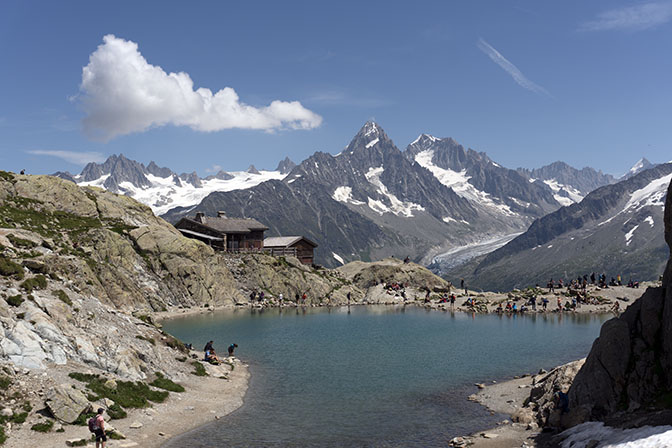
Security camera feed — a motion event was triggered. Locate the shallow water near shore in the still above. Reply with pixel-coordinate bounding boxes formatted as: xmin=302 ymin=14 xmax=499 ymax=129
xmin=162 ymin=306 xmax=608 ymax=447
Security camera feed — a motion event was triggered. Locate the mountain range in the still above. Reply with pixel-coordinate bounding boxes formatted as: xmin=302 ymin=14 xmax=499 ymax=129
xmin=56 ymin=121 xmax=638 ymax=271
xmin=444 ymin=162 xmax=672 ymax=290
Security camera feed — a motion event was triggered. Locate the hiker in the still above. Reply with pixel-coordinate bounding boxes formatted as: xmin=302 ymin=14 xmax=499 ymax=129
xmin=228 ymin=343 xmax=238 ymax=356
xmin=302 ymin=292 xmax=307 ymax=304
xmin=89 ymin=407 xmax=106 ymax=448
xmin=611 ymin=301 xmax=620 ymax=313
xmin=548 ymin=279 xmax=554 ymax=293
xmin=403 ymin=256 xmax=410 ymax=263
xmin=542 ymin=297 xmax=549 ymax=310
xmin=460 ymin=278 xmax=464 ymax=290
xmin=20 ymin=169 xmax=25 ymax=175
xmin=204 ymin=341 xmax=214 ymax=356
xmin=204 ymin=341 xmax=220 ymax=363
xmin=554 ymin=388 xmax=569 ymax=414
xmin=450 ymin=294 xmax=455 ymax=308
xmin=590 ymin=272 xmax=595 ymax=284
xmin=279 ymin=293 xmax=284 ymax=305
xmin=347 ymin=291 xmax=351 ymax=305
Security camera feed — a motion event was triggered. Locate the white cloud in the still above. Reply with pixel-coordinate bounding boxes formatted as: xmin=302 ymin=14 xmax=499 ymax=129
xmin=26 ymin=150 xmax=105 ymax=165
xmin=580 ymin=2 xmax=672 ymax=31
xmin=205 ymin=164 xmax=223 ymax=173
xmin=79 ymin=35 xmax=322 ymax=141
xmin=477 ymin=38 xmax=551 ymax=97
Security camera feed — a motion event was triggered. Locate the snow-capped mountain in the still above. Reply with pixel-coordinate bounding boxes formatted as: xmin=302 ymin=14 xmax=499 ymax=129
xmin=621 ymin=157 xmax=656 ymax=180
xmin=54 ymin=154 xmax=291 ymax=215
xmin=447 ymin=162 xmax=672 ymax=291
xmin=517 ymin=161 xmax=616 ymax=207
xmin=162 ymin=122 xmax=577 ymax=267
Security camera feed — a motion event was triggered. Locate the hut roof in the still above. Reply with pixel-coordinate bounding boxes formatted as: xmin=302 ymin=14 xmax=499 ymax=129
xmin=264 ymin=236 xmax=318 ymax=248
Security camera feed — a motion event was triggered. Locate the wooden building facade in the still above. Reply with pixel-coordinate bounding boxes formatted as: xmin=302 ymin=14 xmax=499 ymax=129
xmin=174 ymin=211 xmax=268 ymax=251
xmin=263 ymin=236 xmax=318 ymax=265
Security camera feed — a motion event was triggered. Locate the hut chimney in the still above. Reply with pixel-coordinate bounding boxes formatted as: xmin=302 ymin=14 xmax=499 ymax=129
xmin=217 ymin=211 xmax=227 ymax=218
xmin=195 ymin=212 xmax=205 ymax=223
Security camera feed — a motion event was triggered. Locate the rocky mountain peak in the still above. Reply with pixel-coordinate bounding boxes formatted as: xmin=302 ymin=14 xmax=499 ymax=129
xmin=344 ymin=121 xmax=396 ymax=155
xmin=146 ymin=161 xmax=173 ymax=178
xmin=623 ymin=157 xmax=655 ymax=179
xmin=247 ymin=164 xmax=261 ymax=175
xmin=275 ymin=157 xmax=297 ymax=174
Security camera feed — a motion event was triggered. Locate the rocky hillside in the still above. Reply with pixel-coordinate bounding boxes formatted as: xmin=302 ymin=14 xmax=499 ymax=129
xmin=562 ymin=176 xmax=672 ymax=427
xmin=448 ymin=163 xmax=672 ymax=291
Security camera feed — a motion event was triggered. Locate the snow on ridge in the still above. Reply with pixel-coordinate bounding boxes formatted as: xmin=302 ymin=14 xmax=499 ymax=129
xmin=625 ymin=224 xmax=639 ymax=246
xmin=645 ymin=215 xmax=654 ymax=227
xmin=624 ymin=172 xmax=672 ymax=213
xmin=410 ymin=134 xmax=440 ymax=146
xmin=364 ymin=122 xmax=378 ymax=137
xmin=78 ymin=174 xmax=110 ymax=188
xmin=365 ymin=138 xmax=379 ymax=148
xmin=364 ymin=166 xmax=424 ymax=217
xmin=332 ymin=252 xmax=344 ymax=265
xmin=332 ymin=186 xmax=365 ymax=206
xmin=543 ymin=179 xmax=584 ymax=204
xmin=414 ymin=150 xmax=516 ymax=216
xmin=82 ymin=170 xmax=287 ymax=215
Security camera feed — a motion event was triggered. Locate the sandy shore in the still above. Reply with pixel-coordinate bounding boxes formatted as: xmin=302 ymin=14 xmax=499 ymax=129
xmin=5 ymin=357 xmax=249 ymax=448
xmin=465 ymin=375 xmax=540 ymax=448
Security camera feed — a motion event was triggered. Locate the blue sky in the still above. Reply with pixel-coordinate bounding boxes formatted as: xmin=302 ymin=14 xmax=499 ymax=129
xmin=1 ymin=0 xmax=671 ymax=176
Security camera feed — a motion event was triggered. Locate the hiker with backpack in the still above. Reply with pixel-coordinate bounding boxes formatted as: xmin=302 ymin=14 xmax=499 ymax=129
xmin=88 ymin=408 xmax=106 ymax=447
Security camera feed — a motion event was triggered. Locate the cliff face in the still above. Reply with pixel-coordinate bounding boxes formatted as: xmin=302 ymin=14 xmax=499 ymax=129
xmin=566 ymin=178 xmax=672 ymax=424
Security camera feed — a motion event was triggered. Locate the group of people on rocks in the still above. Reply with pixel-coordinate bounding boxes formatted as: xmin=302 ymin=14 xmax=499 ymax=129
xmin=249 ymin=289 xmax=309 ymax=306
xmin=547 ymin=271 xmax=639 ymax=293
xmin=203 ymin=340 xmax=238 ymax=364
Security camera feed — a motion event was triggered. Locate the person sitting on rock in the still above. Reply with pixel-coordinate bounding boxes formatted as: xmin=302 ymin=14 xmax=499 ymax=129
xmin=611 ymin=301 xmax=620 ymax=313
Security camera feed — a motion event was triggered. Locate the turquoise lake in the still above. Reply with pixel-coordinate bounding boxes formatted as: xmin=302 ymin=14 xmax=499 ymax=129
xmin=161 ymin=306 xmax=609 ymax=447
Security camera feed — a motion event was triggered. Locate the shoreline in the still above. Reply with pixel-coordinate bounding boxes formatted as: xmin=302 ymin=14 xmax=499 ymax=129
xmin=4 ymin=358 xmax=249 ymax=448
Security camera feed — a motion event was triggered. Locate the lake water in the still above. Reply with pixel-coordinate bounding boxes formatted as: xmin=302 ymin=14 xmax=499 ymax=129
xmin=162 ymin=306 xmax=609 ymax=447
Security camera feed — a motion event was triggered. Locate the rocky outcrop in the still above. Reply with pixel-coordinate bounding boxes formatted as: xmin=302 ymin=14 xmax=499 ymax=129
xmin=564 ymin=178 xmax=672 ymax=425
xmin=338 ymin=257 xmax=452 ymax=291
xmin=46 ymin=385 xmax=90 ymax=423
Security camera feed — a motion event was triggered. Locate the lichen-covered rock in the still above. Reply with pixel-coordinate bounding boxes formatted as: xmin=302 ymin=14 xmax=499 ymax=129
xmin=46 ymin=384 xmax=91 ymax=423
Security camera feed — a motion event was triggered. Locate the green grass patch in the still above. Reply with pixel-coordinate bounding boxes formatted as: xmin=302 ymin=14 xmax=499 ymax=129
xmin=0 ymin=256 xmax=24 ymax=279
xmin=135 ymin=335 xmax=155 ymax=345
xmin=191 ymin=361 xmax=208 ymax=377
xmin=68 ymin=439 xmax=88 ymax=447
xmin=73 ymin=411 xmax=96 ymax=426
xmin=0 ymin=426 xmax=6 ymax=445
xmin=107 ymin=403 xmax=127 ymax=420
xmin=0 ymin=170 xmax=15 ymax=182
xmin=6 ymin=295 xmax=24 ymax=307
xmin=30 ymin=419 xmax=53 ymax=432
xmin=6 ymin=234 xmax=37 ymax=248
xmin=10 ymin=412 xmax=27 ymax=424
xmin=53 ymin=289 xmax=72 ymax=306
xmin=20 ymin=274 xmax=47 ymax=292
xmin=107 ymin=429 xmax=126 ymax=440
xmin=150 ymin=372 xmax=185 ymax=393
xmin=0 ymin=375 xmax=11 ymax=389
xmin=164 ymin=334 xmax=187 ymax=352
xmin=68 ymin=372 xmax=168 ymax=408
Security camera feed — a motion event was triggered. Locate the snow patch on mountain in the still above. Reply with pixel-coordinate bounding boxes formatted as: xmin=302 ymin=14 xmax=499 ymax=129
xmin=623 ymin=173 xmax=672 ymax=213
xmin=542 ymin=179 xmax=584 ymax=205
xmin=332 ymin=252 xmax=344 ymax=265
xmin=414 ymin=150 xmax=516 ymax=216
xmin=645 ymin=215 xmax=654 ymax=227
xmin=332 ymin=186 xmax=365 ymax=206
xmin=364 ymin=167 xmax=424 ymax=217
xmin=99 ymin=170 xmax=287 ymax=215
xmin=625 ymin=224 xmax=639 ymax=246
xmin=365 ymin=138 xmax=379 ymax=148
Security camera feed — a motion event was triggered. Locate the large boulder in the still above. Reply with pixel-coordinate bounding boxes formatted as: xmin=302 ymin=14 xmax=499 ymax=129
xmin=46 ymin=384 xmax=91 ymax=423
xmin=565 ymin=178 xmax=672 ymax=425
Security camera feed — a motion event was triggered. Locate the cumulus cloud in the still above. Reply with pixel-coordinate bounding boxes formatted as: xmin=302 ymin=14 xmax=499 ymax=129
xmin=477 ymin=39 xmax=551 ymax=97
xmin=79 ymin=35 xmax=322 ymax=141
xmin=580 ymin=1 xmax=672 ymax=31
xmin=26 ymin=150 xmax=105 ymax=165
